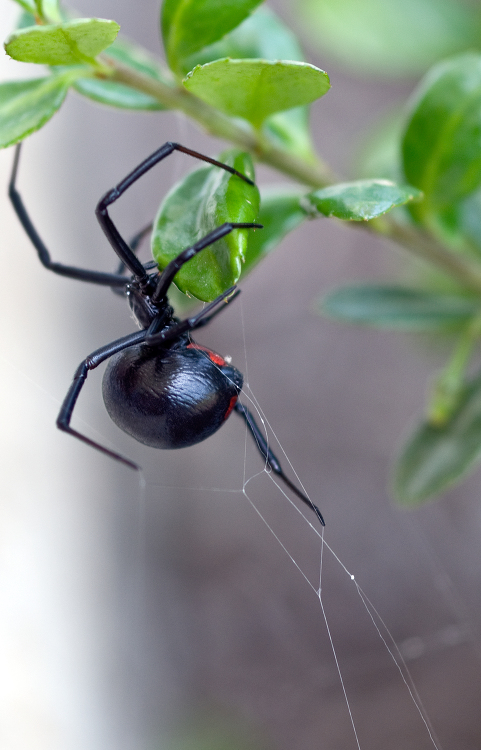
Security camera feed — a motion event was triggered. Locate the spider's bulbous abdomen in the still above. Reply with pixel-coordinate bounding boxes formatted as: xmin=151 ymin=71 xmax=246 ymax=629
xmin=102 ymin=342 xmax=243 ymax=449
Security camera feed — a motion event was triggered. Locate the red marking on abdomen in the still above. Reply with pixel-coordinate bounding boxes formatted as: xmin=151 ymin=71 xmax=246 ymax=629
xmin=187 ymin=342 xmax=225 ymax=366
xmin=224 ymin=395 xmax=238 ymax=420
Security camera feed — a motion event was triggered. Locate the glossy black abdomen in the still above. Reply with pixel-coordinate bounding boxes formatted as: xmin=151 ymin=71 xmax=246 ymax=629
xmin=102 ymin=342 xmax=243 ymax=449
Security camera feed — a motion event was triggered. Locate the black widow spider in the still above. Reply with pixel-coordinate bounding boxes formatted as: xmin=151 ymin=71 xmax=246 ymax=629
xmin=9 ymin=141 xmax=325 ymax=526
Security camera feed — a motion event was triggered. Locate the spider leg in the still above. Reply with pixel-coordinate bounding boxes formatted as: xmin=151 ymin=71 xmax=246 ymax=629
xmin=152 ymin=222 xmax=262 ymax=303
xmin=57 ymin=329 xmax=147 ymax=469
xmin=111 ymin=222 xmax=154 ymax=297
xmin=8 ymin=144 xmax=128 ymax=288
xmin=145 ymin=286 xmax=239 ymax=345
xmin=96 ymin=142 xmax=256 ymax=285
xmin=114 ymin=222 xmax=154 ymax=276
xmin=234 ymin=402 xmax=325 ymax=526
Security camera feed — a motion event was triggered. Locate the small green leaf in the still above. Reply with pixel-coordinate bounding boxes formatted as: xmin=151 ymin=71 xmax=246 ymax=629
xmin=305 ymin=179 xmax=421 ymax=221
xmin=393 ymin=372 xmax=481 ymax=505
xmin=152 ymin=150 xmax=260 ymax=301
xmin=181 ymin=6 xmax=305 ymax=72
xmin=183 ymin=59 xmax=330 ymax=129
xmin=5 ymin=18 xmax=120 ymax=65
xmin=321 ymin=285 xmax=479 ymax=330
xmin=73 ymin=38 xmax=169 ymax=110
xmin=243 ymin=188 xmax=307 ymax=275
xmin=180 ymin=6 xmax=316 ymax=160
xmin=0 ymin=72 xmax=77 ymax=148
xmin=161 ymin=0 xmax=263 ymax=75
xmin=402 ymin=54 xmax=481 ymax=223
xmin=298 ymin=0 xmax=480 ymax=78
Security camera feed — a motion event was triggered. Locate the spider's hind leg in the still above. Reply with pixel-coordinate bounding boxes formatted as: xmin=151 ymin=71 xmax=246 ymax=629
xmin=56 ymin=329 xmax=147 ymax=469
xmin=234 ymin=402 xmax=325 ymax=526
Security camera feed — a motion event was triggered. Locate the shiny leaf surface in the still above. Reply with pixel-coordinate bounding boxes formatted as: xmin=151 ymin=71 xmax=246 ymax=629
xmin=183 ymin=58 xmax=330 ymax=128
xmin=179 ymin=5 xmax=316 ymax=159
xmin=152 ymin=150 xmax=260 ymax=301
xmin=306 ymin=179 xmax=421 ymax=220
xmin=161 ymin=0 xmax=263 ymax=74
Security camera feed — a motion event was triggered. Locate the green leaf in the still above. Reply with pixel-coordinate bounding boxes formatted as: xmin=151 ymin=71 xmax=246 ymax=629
xmin=321 ymin=285 xmax=479 ymax=330
xmin=183 ymin=58 xmax=330 ymax=129
xmin=0 ymin=72 xmax=77 ymax=148
xmin=393 ymin=372 xmax=481 ymax=505
xmin=242 ymin=188 xmax=307 ymax=275
xmin=305 ymin=179 xmax=421 ymax=221
xmin=5 ymin=18 xmax=120 ymax=65
xmin=152 ymin=150 xmax=260 ymax=301
xmin=179 ymin=6 xmax=316 ymax=160
xmin=73 ymin=38 xmax=169 ymax=110
xmin=402 ymin=54 xmax=481 ymax=224
xmin=161 ymin=0 xmax=263 ymax=75
xmin=180 ymin=6 xmax=304 ymax=72
xmin=298 ymin=0 xmax=480 ymax=78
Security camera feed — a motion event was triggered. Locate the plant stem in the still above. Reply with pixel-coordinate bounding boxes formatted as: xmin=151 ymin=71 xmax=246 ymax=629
xmin=373 ymin=217 xmax=481 ymax=294
xmin=105 ymin=57 xmax=337 ymax=186
xmin=105 ymin=56 xmax=481 ymax=294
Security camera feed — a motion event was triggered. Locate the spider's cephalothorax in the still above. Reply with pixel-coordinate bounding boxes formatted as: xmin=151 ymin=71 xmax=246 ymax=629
xmin=9 ymin=141 xmax=325 ymax=525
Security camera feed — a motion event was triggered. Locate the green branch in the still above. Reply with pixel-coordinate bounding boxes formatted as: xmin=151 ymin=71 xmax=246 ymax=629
xmin=106 ymin=55 xmax=481 ymax=295
xmin=105 ymin=56 xmax=336 ymax=186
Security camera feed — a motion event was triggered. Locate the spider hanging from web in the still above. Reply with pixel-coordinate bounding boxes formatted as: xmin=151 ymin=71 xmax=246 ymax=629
xmin=9 ymin=141 xmax=325 ymax=526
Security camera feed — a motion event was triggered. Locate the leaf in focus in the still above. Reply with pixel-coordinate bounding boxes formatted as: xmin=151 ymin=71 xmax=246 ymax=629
xmin=74 ymin=38 xmax=169 ymax=110
xmin=305 ymin=179 xmax=421 ymax=221
xmin=0 ymin=73 xmax=76 ymax=148
xmin=180 ymin=6 xmax=316 ymax=160
xmin=152 ymin=150 xmax=260 ymax=301
xmin=321 ymin=285 xmax=479 ymax=330
xmin=183 ymin=59 xmax=330 ymax=129
xmin=393 ymin=372 xmax=481 ymax=505
xmin=161 ymin=0 xmax=263 ymax=75
xmin=402 ymin=54 xmax=481 ymax=224
xmin=242 ymin=188 xmax=307 ymax=275
xmin=5 ymin=18 xmax=120 ymax=65
xmin=298 ymin=0 xmax=480 ymax=78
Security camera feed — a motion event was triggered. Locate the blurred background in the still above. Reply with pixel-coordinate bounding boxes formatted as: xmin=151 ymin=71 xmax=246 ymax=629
xmin=1 ymin=0 xmax=481 ymax=748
